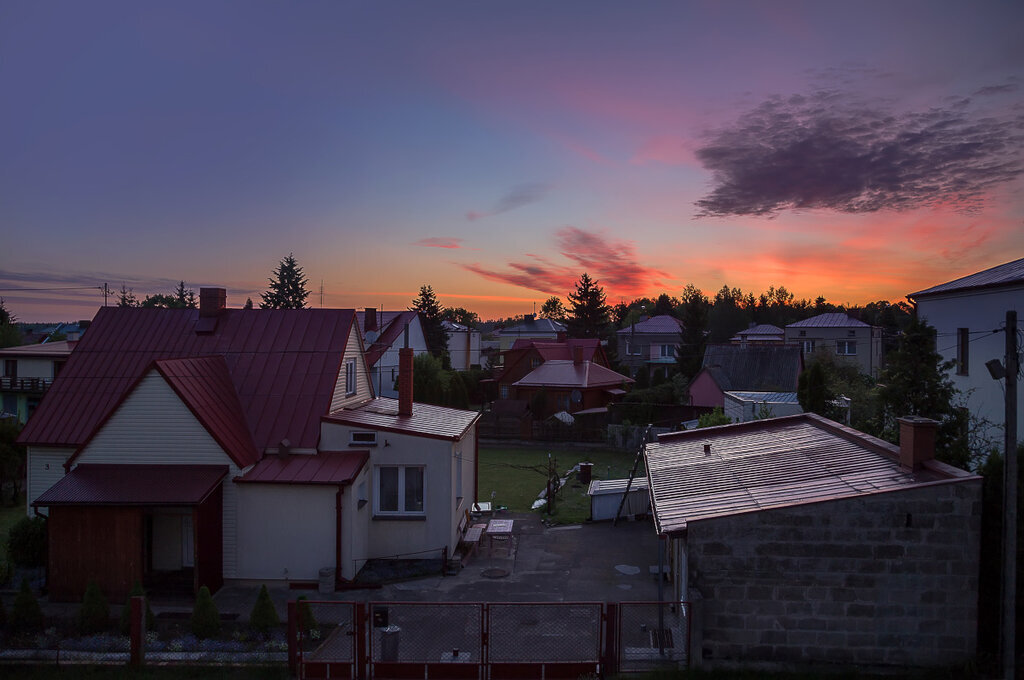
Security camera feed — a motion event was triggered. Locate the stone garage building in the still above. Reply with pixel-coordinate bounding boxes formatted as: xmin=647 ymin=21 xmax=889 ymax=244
xmin=645 ymin=413 xmax=981 ymax=669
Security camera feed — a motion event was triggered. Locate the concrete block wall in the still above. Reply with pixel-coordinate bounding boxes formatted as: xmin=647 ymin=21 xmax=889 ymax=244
xmin=686 ymin=480 xmax=982 ymax=668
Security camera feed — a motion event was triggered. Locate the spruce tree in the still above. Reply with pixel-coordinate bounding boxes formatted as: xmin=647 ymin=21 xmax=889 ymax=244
xmin=77 ymin=580 xmax=110 ymax=634
xmin=566 ymin=273 xmax=610 ymax=339
xmin=190 ymin=585 xmax=221 ymax=639
xmin=676 ymin=284 xmax=709 ymax=380
xmin=249 ymin=584 xmax=280 ymax=634
xmin=411 ymin=285 xmax=448 ymax=360
xmin=260 ymin=254 xmax=310 ymax=309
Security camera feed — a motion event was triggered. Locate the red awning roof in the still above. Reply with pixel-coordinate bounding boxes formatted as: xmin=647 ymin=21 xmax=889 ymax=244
xmin=33 ymin=464 xmax=227 ymax=507
xmin=237 ymin=451 xmax=368 ymax=485
xmin=325 ymin=397 xmax=480 ymax=441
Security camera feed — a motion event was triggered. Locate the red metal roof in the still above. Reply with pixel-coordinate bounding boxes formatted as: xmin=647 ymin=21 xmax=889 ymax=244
xmin=324 ymin=397 xmax=480 ymax=441
xmin=512 ymin=360 xmax=634 ymax=389
xmin=19 ymin=307 xmax=355 ymax=451
xmin=237 ymin=450 xmax=368 ymax=485
xmin=33 ymin=464 xmax=227 ymax=506
xmin=646 ymin=414 xmax=977 ymax=535
xmin=496 ymin=339 xmax=606 ymax=384
xmin=363 ymin=311 xmax=419 ymax=367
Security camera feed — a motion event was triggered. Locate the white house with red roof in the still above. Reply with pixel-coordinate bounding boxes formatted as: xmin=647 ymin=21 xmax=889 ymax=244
xmin=356 ymin=308 xmax=429 ymax=398
xmin=21 ymin=289 xmax=479 ymax=601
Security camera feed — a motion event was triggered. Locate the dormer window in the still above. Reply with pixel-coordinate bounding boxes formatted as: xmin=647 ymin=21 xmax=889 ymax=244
xmin=350 ymin=431 xmax=378 ymax=447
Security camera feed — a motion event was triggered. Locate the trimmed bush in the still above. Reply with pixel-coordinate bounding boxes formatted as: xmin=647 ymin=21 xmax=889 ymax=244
xmin=119 ymin=580 xmax=155 ymax=634
xmin=190 ymin=585 xmax=221 ymax=639
xmin=249 ymin=584 xmax=280 ymax=634
xmin=10 ymin=578 xmax=44 ymax=635
xmin=0 ymin=588 xmax=6 ymax=631
xmin=7 ymin=516 xmax=46 ymax=568
xmin=77 ymin=581 xmax=110 ymax=634
xmin=296 ymin=595 xmax=317 ymax=632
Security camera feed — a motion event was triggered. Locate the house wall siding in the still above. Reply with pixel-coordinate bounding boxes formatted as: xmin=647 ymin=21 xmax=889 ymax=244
xmin=783 ymin=326 xmax=881 ymax=377
xmin=70 ymin=371 xmax=243 ymax=579
xmin=372 ymin=319 xmax=428 ymax=398
xmin=688 ymin=371 xmax=725 ymax=409
xmin=341 ymin=466 xmax=372 ymax=580
xmin=26 ymin=446 xmax=75 ymax=514
xmin=8 ymin=357 xmax=56 ymax=379
xmin=685 ymin=480 xmax=981 ymax=668
xmin=330 ymin=326 xmax=374 ymax=411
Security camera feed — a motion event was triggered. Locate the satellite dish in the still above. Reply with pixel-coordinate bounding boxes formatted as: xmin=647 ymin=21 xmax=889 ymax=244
xmin=570 ymin=389 xmax=582 ymax=403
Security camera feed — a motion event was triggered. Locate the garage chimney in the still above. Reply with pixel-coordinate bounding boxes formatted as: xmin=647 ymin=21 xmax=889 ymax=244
xmin=398 ymin=347 xmax=414 ymax=416
xmin=364 ymin=307 xmax=377 ymax=332
xmin=897 ymin=416 xmax=938 ymax=471
xmin=199 ymin=288 xmax=226 ymax=317
xmin=574 ymin=345 xmax=584 ymax=365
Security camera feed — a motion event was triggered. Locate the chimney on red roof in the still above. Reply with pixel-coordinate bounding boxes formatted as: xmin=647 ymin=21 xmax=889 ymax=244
xmin=897 ymin=416 xmax=938 ymax=471
xmin=398 ymin=347 xmax=414 ymax=416
xmin=364 ymin=308 xmax=377 ymax=332
xmin=199 ymin=288 xmax=226 ymax=318
xmin=574 ymin=345 xmax=583 ymax=365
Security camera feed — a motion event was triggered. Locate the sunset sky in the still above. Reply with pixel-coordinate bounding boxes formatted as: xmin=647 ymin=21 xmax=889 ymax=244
xmin=2 ymin=1 xmax=1022 ymax=322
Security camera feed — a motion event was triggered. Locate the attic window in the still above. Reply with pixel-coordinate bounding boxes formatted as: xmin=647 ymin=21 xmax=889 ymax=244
xmin=350 ymin=431 xmax=377 ymax=447
xmin=345 ymin=359 xmax=356 ymax=395
xmin=798 ymin=330 xmax=806 ymax=337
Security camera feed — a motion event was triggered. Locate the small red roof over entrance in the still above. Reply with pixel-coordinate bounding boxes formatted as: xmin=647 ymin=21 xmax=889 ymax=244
xmin=33 ymin=464 xmax=227 ymax=507
xmin=237 ymin=451 xmax=369 ymax=485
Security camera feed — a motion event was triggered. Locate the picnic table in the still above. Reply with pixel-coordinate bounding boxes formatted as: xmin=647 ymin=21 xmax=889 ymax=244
xmin=486 ymin=519 xmax=514 ymax=554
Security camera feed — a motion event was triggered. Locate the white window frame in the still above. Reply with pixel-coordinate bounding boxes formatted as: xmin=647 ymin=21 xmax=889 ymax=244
xmin=345 ymin=359 xmax=356 ymax=395
xmin=375 ymin=465 xmax=425 ymax=516
xmin=836 ymin=340 xmax=857 ymax=356
xmin=499 ymin=384 xmax=510 ymax=399
xmin=660 ymin=344 xmax=675 ymax=357
xmin=349 ymin=431 xmax=378 ymax=447
xmin=802 ymin=340 xmax=816 ymax=354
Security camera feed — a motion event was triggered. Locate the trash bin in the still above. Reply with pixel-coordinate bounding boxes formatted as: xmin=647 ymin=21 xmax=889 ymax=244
xmin=579 ymin=462 xmax=593 ymax=484
xmin=318 ymin=567 xmax=335 ymax=595
xmin=380 ymin=625 xmax=401 ymax=661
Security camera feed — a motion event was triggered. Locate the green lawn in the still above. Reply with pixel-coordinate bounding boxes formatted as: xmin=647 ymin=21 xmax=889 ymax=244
xmin=478 ymin=445 xmax=644 ymax=524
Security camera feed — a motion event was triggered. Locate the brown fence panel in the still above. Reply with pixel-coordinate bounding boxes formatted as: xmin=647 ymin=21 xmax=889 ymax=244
xmin=368 ymin=602 xmax=483 ymax=679
xmin=617 ymin=601 xmax=690 ymax=673
xmin=487 ymin=602 xmax=603 ymax=679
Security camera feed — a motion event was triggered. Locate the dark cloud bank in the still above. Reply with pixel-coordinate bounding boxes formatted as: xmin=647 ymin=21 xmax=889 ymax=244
xmin=695 ymin=89 xmax=1024 ymax=217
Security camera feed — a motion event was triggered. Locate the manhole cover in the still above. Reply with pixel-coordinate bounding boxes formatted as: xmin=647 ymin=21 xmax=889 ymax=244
xmin=482 ymin=568 xmax=509 ymax=579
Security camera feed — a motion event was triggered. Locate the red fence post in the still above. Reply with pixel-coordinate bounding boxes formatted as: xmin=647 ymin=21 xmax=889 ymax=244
xmin=603 ymin=602 xmax=618 ymax=677
xmin=287 ymin=600 xmax=298 ymax=676
xmin=129 ymin=596 xmax=145 ymax=666
xmin=355 ymin=602 xmax=368 ymax=680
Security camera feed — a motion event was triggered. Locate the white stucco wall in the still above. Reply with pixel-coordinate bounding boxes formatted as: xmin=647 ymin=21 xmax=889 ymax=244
xmin=723 ymin=395 xmax=804 ymax=423
xmin=371 ymin=319 xmax=429 ymax=398
xmin=7 ymin=357 xmax=57 ymax=379
xmin=67 ymin=370 xmax=245 ymax=578
xmin=784 ymin=325 xmax=882 ymax=377
xmin=917 ymin=285 xmax=1023 ymax=447
xmin=446 ymin=330 xmax=481 ymax=371
xmin=340 ymin=466 xmax=372 ymax=580
xmin=26 ymin=446 xmax=74 ymax=515
xmin=235 ymin=483 xmax=338 ymax=581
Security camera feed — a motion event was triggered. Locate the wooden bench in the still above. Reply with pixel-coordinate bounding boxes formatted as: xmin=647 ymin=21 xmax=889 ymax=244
xmin=460 ymin=526 xmax=484 ymax=565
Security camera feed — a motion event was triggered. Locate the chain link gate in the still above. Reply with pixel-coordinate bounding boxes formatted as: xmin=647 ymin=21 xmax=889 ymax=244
xmin=296 ymin=600 xmax=358 ymax=679
xmin=369 ymin=602 xmax=484 ymax=679
xmin=487 ymin=602 xmax=603 ymax=679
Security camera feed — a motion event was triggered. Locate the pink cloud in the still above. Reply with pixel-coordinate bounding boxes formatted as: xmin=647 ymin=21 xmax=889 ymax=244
xmin=414 ymin=237 xmax=464 ymax=249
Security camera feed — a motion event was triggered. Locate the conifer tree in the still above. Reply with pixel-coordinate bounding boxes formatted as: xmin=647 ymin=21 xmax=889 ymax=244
xmin=411 ymin=285 xmax=448 ymax=360
xmin=261 ymin=254 xmax=310 ymax=309
xmin=566 ymin=273 xmax=610 ymax=339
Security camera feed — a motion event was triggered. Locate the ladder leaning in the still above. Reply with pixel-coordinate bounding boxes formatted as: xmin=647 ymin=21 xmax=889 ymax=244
xmin=613 ymin=424 xmax=652 ymax=526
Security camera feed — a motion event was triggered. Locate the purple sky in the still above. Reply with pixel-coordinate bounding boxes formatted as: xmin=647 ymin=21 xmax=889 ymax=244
xmin=2 ymin=1 xmax=1022 ymax=321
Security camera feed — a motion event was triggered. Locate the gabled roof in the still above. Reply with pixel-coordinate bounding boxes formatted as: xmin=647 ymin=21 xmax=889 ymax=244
xmin=724 ymin=390 xmax=800 ymax=404
xmin=19 ymin=306 xmax=355 ymax=451
xmin=498 ymin=317 xmax=567 ymax=335
xmin=324 ymin=397 xmax=480 ymax=441
xmin=496 ymin=338 xmax=605 ymax=384
xmin=615 ymin=315 xmax=684 ymax=335
xmin=33 ymin=464 xmax=227 ymax=507
xmin=513 ymin=360 xmax=634 ymax=389
xmin=0 ymin=340 xmax=78 ymax=358
xmin=646 ymin=414 xmax=976 ymax=535
xmin=700 ymin=344 xmax=803 ymax=392
xmin=731 ymin=324 xmax=784 ymax=340
xmin=237 ymin=450 xmax=368 ymax=485
xmin=361 ymin=311 xmax=420 ymax=367
xmin=787 ymin=313 xmax=870 ymax=329
xmin=909 ymin=257 xmax=1024 ymax=298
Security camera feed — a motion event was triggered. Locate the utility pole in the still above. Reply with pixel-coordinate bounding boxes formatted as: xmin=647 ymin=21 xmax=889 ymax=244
xmin=103 ymin=282 xmax=109 ymax=306
xmin=1004 ymin=309 xmax=1019 ymax=680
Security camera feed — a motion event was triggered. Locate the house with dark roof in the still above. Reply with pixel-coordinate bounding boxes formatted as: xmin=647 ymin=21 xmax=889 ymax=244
xmin=21 ymin=289 xmax=479 ymax=601
xmin=0 ymin=340 xmax=77 ymax=423
xmin=729 ymin=323 xmax=784 ymax=345
xmin=356 ymin=308 xmax=429 ymax=398
xmin=442 ymin=319 xmax=481 ymax=371
xmin=909 ymin=256 xmax=1024 ymax=447
xmin=688 ymin=344 xmax=803 ymax=410
xmin=784 ymin=312 xmax=882 ymax=377
xmin=495 ymin=314 xmax=567 ymax=351
xmin=614 ymin=314 xmax=684 ymax=378
xmin=511 ymin=357 xmax=634 ymax=418
xmin=646 ymin=414 xmax=980 ymax=669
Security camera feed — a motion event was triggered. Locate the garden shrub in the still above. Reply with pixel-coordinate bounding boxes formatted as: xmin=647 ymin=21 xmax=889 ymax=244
xmin=249 ymin=584 xmax=280 ymax=634
xmin=7 ymin=516 xmax=46 ymax=568
xmin=11 ymin=578 xmax=44 ymax=635
xmin=0 ymin=589 xmax=6 ymax=630
xmin=77 ymin=580 xmax=110 ymax=634
xmin=119 ymin=580 xmax=155 ymax=634
xmin=296 ymin=595 xmax=317 ymax=632
xmin=190 ymin=585 xmax=221 ymax=639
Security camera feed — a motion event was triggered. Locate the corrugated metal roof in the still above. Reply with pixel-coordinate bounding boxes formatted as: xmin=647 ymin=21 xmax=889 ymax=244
xmin=725 ymin=391 xmax=800 ymax=404
xmin=588 ymin=478 xmax=649 ymax=496
xmin=730 ymin=324 xmax=784 ymax=341
xmin=362 ymin=311 xmax=419 ymax=367
xmin=513 ymin=360 xmax=634 ymax=389
xmin=0 ymin=340 xmax=77 ymax=358
xmin=33 ymin=464 xmax=227 ymax=506
xmin=700 ymin=344 xmax=802 ymax=392
xmin=237 ymin=451 xmax=368 ymax=485
xmin=646 ymin=414 xmax=973 ymax=535
xmin=19 ymin=307 xmax=355 ymax=451
xmin=909 ymin=257 xmax=1024 ymax=298
xmin=325 ymin=397 xmax=479 ymax=441
xmin=498 ymin=318 xmax=567 ymax=335
xmin=787 ymin=313 xmax=870 ymax=328
xmin=615 ymin=315 xmax=684 ymax=336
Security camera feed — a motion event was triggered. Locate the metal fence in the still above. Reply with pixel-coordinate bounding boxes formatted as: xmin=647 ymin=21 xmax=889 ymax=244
xmin=291 ymin=600 xmax=688 ymax=679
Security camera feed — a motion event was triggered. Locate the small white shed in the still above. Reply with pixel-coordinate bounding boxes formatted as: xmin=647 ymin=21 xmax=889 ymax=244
xmin=588 ymin=478 xmax=650 ymax=521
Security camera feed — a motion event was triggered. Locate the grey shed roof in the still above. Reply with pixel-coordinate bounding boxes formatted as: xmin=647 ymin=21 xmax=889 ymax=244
xmin=616 ymin=315 xmax=684 ymax=335
xmin=725 ymin=391 xmax=800 ymax=404
xmin=700 ymin=344 xmax=803 ymax=392
xmin=909 ymin=257 xmax=1024 ymax=298
xmin=787 ymin=313 xmax=870 ymax=329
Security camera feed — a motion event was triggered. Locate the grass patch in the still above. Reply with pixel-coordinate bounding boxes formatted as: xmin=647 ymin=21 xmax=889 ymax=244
xmin=479 ymin=446 xmax=643 ymax=524
xmin=0 ymin=494 xmax=26 ymax=563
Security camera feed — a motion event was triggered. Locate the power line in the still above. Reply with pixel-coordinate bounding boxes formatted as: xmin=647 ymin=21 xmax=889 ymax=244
xmin=0 ymin=286 xmax=103 ymax=292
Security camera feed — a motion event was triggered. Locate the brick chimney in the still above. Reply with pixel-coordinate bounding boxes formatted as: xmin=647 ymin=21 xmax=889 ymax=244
xmin=574 ymin=345 xmax=583 ymax=365
xmin=897 ymin=416 xmax=938 ymax=471
xmin=364 ymin=307 xmax=377 ymax=332
xmin=398 ymin=347 xmax=414 ymax=416
xmin=199 ymin=288 xmax=226 ymax=318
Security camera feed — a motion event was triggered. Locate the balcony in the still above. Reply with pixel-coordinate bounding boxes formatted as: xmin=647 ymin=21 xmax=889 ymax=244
xmin=0 ymin=376 xmax=53 ymax=393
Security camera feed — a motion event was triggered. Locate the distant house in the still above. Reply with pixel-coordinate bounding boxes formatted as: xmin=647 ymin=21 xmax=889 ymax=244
xmin=356 ymin=308 xmax=429 ymax=398
xmin=729 ymin=323 xmax=784 ymax=345
xmin=646 ymin=414 xmax=980 ymax=668
xmin=511 ymin=356 xmax=633 ymax=418
xmin=909 ymin=256 xmax=1024 ymax=446
xmin=722 ymin=390 xmax=802 ymax=422
xmin=688 ymin=344 xmax=803 ymax=410
xmin=0 ymin=340 xmax=77 ymax=424
xmin=495 ymin=315 xmax=566 ymax=351
xmin=21 ymin=290 xmax=478 ymax=602
xmin=784 ymin=313 xmax=882 ymax=377
xmin=614 ymin=315 xmax=684 ymax=378
xmin=495 ymin=338 xmax=608 ymax=398
xmin=442 ymin=320 xmax=481 ymax=371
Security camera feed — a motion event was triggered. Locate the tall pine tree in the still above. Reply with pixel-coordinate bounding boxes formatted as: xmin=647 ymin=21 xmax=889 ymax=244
xmin=261 ymin=254 xmax=310 ymax=309
xmin=566 ymin=273 xmax=610 ymax=339
xmin=411 ymin=285 xmax=448 ymax=361
xmin=676 ymin=284 xmax=709 ymax=380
